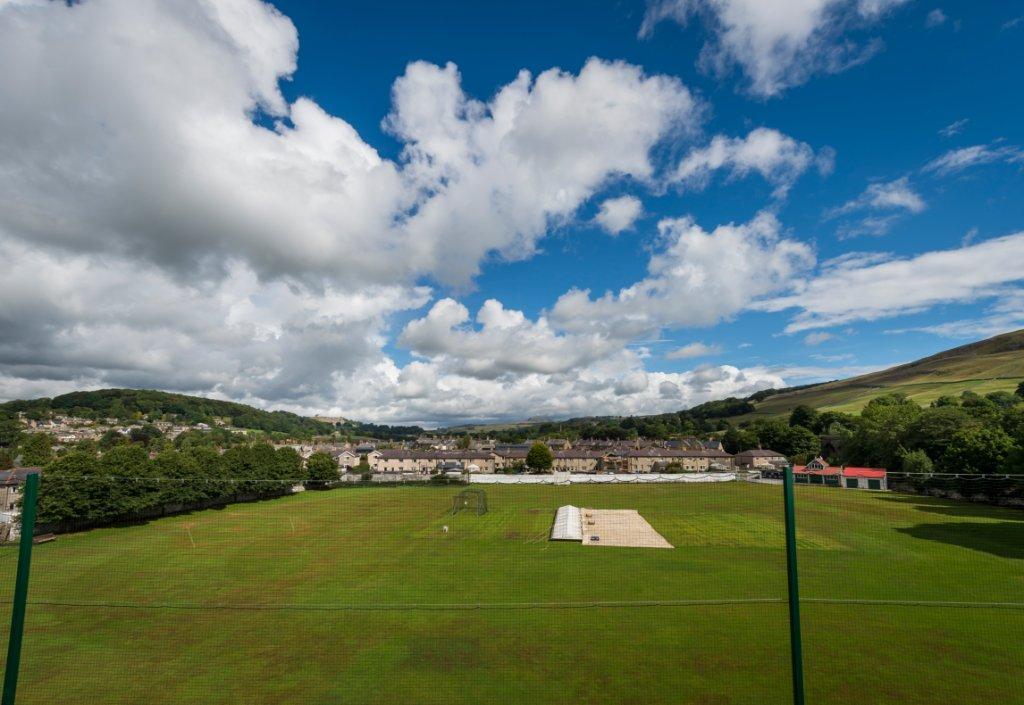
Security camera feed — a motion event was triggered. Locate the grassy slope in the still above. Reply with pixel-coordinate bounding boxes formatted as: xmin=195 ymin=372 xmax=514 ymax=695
xmin=742 ymin=329 xmax=1024 ymax=419
xmin=1 ymin=484 xmax=1022 ymax=704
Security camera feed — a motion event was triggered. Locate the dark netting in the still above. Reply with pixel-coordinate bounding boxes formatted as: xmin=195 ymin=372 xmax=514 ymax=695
xmin=794 ymin=473 xmax=1024 ymax=704
xmin=8 ymin=468 xmax=1019 ymax=704
xmin=1 ymin=472 xmax=791 ymax=705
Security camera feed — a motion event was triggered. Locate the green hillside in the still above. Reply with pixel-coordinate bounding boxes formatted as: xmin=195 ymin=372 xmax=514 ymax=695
xmin=442 ymin=330 xmax=1024 ymax=438
xmin=0 ymin=389 xmax=424 ymax=439
xmin=744 ymin=329 xmax=1024 ymax=419
xmin=0 ymin=388 xmax=335 ymax=436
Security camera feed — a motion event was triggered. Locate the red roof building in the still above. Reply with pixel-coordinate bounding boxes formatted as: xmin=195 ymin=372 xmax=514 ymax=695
xmin=792 ymin=458 xmax=886 ymax=490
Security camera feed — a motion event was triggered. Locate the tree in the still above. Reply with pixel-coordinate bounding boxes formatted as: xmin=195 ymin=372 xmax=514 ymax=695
xmin=940 ymin=426 xmax=1016 ymax=474
xmin=275 ymin=446 xmax=305 ymax=485
xmin=525 ymin=442 xmax=553 ymax=473
xmin=149 ymin=449 xmax=204 ymax=507
xmin=748 ymin=419 xmax=791 ymax=455
xmin=1002 ymin=406 xmax=1024 ymax=446
xmin=20 ymin=432 xmax=53 ymax=466
xmin=306 ymin=452 xmax=338 ymax=488
xmin=129 ymin=423 xmax=164 ymax=445
xmin=985 ymin=391 xmax=1020 ymax=409
xmin=75 ymin=439 xmax=99 ymax=456
xmin=788 ymin=405 xmax=818 ymax=430
xmin=109 ymin=399 xmax=128 ymax=420
xmin=842 ymin=394 xmax=921 ymax=470
xmin=35 ymin=451 xmax=102 ymax=527
xmin=98 ymin=429 xmax=128 ymax=450
xmin=959 ymin=391 xmax=1000 ymax=421
xmin=812 ymin=410 xmax=855 ymax=434
xmin=99 ymin=444 xmax=154 ymax=517
xmin=0 ymin=412 xmax=22 ymax=448
xmin=722 ymin=426 xmax=759 ymax=454
xmin=783 ymin=425 xmax=821 ymax=463
xmin=457 ymin=433 xmax=471 ymax=450
xmin=903 ymin=406 xmax=979 ymax=463
xmin=900 ymin=449 xmax=933 ymax=474
xmin=1017 ymin=380 xmax=1024 ymax=398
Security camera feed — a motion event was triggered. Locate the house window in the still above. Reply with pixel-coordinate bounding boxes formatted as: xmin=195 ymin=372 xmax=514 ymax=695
xmin=868 ymin=479 xmax=882 ymax=490
xmin=845 ymin=478 xmax=858 ymax=489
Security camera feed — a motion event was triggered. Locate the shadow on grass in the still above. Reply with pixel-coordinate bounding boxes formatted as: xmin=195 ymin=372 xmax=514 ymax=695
xmin=896 ymin=521 xmax=1024 ymax=559
xmin=879 ymin=493 xmax=1024 ymax=521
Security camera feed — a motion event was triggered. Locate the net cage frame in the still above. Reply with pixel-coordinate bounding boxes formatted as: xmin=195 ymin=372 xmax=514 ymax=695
xmin=451 ymin=488 xmax=488 ymax=515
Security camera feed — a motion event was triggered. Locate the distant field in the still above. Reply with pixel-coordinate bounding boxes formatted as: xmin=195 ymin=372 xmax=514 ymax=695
xmin=746 ymin=373 xmax=1024 ymax=419
xmin=741 ymin=337 xmax=1024 ymax=419
xmin=1 ymin=483 xmax=1022 ymax=704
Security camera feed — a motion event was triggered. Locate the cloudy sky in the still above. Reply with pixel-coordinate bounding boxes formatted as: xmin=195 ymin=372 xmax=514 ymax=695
xmin=1 ymin=0 xmax=1022 ymax=426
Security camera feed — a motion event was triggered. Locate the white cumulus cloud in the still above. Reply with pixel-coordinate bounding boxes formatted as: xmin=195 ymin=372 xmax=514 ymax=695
xmin=760 ymin=232 xmax=1024 ymax=332
xmin=665 ymin=342 xmax=723 ymax=359
xmin=671 ymin=127 xmax=831 ymax=197
xmin=550 ymin=211 xmax=815 ymax=338
xmin=826 ymin=176 xmax=926 ymax=238
xmin=594 ymin=196 xmax=644 ymax=234
xmin=399 ymin=299 xmax=621 ymax=379
xmin=639 ymin=0 xmax=910 ymax=97
xmin=0 ymin=0 xmax=701 ymax=290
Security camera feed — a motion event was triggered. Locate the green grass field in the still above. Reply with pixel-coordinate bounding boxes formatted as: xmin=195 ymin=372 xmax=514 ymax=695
xmin=1 ymin=483 xmax=1023 ymax=704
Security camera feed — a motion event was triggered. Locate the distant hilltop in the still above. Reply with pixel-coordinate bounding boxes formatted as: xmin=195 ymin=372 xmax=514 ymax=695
xmin=1 ymin=330 xmax=1021 ymax=440
xmin=0 ymin=389 xmax=421 ymax=441
xmin=441 ymin=329 xmax=1024 ymax=435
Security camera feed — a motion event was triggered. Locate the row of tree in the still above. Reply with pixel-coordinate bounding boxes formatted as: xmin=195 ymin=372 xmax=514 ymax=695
xmin=34 ymin=443 xmax=330 ymax=531
xmin=837 ymin=388 xmax=1024 ymax=474
xmin=721 ymin=385 xmax=1024 ymax=475
xmin=488 ymin=398 xmax=766 ymax=443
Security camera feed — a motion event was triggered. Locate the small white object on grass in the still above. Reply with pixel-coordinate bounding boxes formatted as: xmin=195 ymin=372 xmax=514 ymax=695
xmin=442 ymin=525 xmax=449 ymax=533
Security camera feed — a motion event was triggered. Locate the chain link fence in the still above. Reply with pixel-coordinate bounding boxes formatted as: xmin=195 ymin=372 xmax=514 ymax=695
xmin=1 ymin=472 xmax=1021 ymax=704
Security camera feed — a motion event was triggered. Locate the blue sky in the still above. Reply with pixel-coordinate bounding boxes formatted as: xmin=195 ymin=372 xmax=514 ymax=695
xmin=0 ymin=0 xmax=1022 ymax=425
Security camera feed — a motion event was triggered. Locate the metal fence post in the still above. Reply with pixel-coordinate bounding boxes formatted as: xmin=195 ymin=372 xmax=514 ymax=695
xmin=783 ymin=465 xmax=806 ymax=705
xmin=2 ymin=471 xmax=40 ymax=705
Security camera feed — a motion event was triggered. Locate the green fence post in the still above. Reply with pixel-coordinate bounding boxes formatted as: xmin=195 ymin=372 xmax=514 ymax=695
xmin=783 ymin=464 xmax=806 ymax=705
xmin=2 ymin=471 xmax=40 ymax=705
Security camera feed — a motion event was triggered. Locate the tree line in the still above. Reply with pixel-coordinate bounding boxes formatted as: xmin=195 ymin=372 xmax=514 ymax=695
xmin=721 ymin=386 xmax=1024 ymax=475
xmin=32 ymin=443 xmax=336 ymax=532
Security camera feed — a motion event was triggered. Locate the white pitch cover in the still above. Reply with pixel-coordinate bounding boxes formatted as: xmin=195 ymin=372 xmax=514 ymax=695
xmin=551 ymin=505 xmax=583 ymax=541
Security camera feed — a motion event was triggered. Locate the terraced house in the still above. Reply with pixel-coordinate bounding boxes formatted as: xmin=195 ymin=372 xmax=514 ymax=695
xmin=551 ymin=450 xmax=606 ymax=472
xmin=374 ymin=450 xmax=497 ymax=474
xmin=611 ymin=448 xmax=734 ymax=473
xmin=369 ymin=445 xmax=736 ymax=475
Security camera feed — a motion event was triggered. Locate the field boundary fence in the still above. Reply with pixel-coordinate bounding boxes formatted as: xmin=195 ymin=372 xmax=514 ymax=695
xmin=2 ymin=469 xmax=1024 ymax=704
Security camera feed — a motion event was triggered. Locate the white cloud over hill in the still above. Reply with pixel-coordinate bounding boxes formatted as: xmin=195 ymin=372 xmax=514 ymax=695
xmin=761 ymin=233 xmax=1024 ymax=332
xmin=2 ymin=0 xmax=1021 ymax=426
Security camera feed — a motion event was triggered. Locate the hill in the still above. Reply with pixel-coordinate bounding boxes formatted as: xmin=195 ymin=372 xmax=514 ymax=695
xmin=444 ymin=330 xmax=1024 ymax=437
xmin=0 ymin=388 xmax=336 ymax=436
xmin=743 ymin=328 xmax=1024 ymax=419
xmin=0 ymin=388 xmax=425 ymax=439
